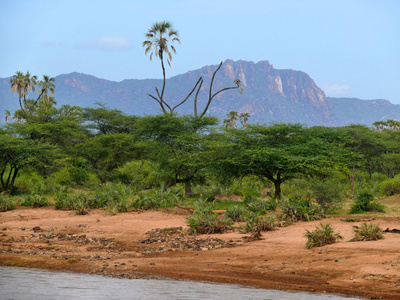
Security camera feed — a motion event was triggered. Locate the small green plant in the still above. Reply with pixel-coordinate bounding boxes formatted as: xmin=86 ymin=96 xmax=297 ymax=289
xmin=241 ymin=212 xmax=275 ymax=233
xmin=133 ymin=186 xmax=182 ymax=210
xmin=350 ymin=190 xmax=385 ymax=214
xmin=0 ymin=195 xmax=18 ymax=212
xmin=225 ymin=205 xmax=247 ymax=222
xmin=246 ymin=198 xmax=277 ymax=214
xmin=187 ymin=201 xmax=233 ymax=234
xmin=305 ymin=223 xmax=343 ymax=249
xmin=21 ymin=194 xmax=50 ymax=208
xmin=72 ymin=193 xmax=89 ymax=215
xmin=279 ymin=197 xmax=323 ymax=222
xmin=350 ymin=223 xmax=384 ymax=241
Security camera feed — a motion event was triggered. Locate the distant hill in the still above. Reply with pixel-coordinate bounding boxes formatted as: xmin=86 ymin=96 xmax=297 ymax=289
xmin=1 ymin=59 xmax=399 ymax=126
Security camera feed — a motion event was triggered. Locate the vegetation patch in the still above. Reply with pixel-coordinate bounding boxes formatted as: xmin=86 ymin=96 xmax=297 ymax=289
xmin=0 ymin=196 xmax=18 ymax=212
xmin=305 ymin=223 xmax=343 ymax=249
xmin=350 ymin=223 xmax=384 ymax=242
xmin=350 ymin=190 xmax=385 ymax=214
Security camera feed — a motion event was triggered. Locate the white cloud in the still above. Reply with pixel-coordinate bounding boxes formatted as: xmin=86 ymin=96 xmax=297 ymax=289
xmin=322 ymin=84 xmax=350 ymax=96
xmin=78 ymin=35 xmax=133 ymax=51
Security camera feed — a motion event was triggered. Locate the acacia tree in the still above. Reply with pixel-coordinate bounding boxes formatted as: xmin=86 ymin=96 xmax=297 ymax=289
xmin=0 ymin=125 xmax=54 ymax=193
xmin=209 ymin=123 xmax=352 ymax=199
xmin=136 ymin=114 xmax=218 ymax=196
xmin=143 ymin=21 xmax=243 ymax=117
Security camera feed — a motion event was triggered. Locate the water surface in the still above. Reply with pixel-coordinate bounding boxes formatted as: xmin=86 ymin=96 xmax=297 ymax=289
xmin=0 ymin=266 xmax=361 ymax=299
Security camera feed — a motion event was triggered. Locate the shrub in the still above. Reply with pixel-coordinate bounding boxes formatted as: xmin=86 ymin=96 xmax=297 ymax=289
xmin=0 ymin=195 xmax=18 ymax=212
xmin=241 ymin=212 xmax=275 ymax=233
xmin=350 ymin=190 xmax=385 ymax=214
xmin=311 ymin=179 xmax=346 ymax=213
xmin=21 ymin=194 xmax=50 ymax=208
xmin=279 ymin=197 xmax=324 ymax=222
xmin=378 ymin=176 xmax=400 ymax=196
xmin=231 ymin=175 xmax=265 ymax=199
xmin=225 ymin=205 xmax=247 ymax=222
xmin=133 ymin=186 xmax=182 ymax=210
xmin=55 ymin=191 xmax=89 ymax=214
xmin=89 ymin=182 xmax=133 ymax=212
xmin=350 ymin=223 xmax=384 ymax=242
xmin=305 ymin=223 xmax=343 ymax=249
xmin=246 ymin=198 xmax=278 ymax=214
xmin=70 ymin=193 xmax=90 ymax=215
xmin=187 ymin=201 xmax=233 ymax=234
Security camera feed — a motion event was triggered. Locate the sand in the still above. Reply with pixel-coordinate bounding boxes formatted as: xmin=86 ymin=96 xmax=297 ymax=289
xmin=1 ymin=207 xmax=400 ymax=299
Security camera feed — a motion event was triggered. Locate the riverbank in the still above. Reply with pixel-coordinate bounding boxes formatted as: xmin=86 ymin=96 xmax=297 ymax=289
xmin=1 ymin=207 xmax=400 ymax=299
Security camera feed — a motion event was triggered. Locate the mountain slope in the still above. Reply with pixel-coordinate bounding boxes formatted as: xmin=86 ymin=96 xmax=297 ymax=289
xmin=1 ymin=60 xmax=399 ymax=126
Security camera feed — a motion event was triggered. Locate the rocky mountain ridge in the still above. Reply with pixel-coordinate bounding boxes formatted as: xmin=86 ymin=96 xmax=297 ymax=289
xmin=1 ymin=59 xmax=399 ymax=126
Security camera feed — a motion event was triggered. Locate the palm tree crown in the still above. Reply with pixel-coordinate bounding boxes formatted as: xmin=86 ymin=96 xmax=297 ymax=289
xmin=36 ymin=75 xmax=56 ymax=103
xmin=142 ymin=21 xmax=181 ymax=67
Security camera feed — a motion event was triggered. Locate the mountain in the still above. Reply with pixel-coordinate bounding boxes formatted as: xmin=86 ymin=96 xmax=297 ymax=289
xmin=1 ymin=59 xmax=399 ymax=126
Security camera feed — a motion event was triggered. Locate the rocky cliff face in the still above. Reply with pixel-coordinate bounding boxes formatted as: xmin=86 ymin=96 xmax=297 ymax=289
xmin=181 ymin=59 xmax=333 ymax=125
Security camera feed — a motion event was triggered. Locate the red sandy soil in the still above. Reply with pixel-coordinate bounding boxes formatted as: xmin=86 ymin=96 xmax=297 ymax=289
xmin=1 ymin=207 xmax=400 ymax=299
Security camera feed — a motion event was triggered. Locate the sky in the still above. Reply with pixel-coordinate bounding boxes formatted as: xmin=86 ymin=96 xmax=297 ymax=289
xmin=1 ymin=0 xmax=399 ymax=103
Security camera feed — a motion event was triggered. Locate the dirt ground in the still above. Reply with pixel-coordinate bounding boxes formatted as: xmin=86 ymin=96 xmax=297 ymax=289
xmin=1 ymin=207 xmax=400 ymax=299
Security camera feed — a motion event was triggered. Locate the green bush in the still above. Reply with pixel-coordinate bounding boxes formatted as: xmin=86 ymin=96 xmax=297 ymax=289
xmin=14 ymin=171 xmax=47 ymax=194
xmin=231 ymin=175 xmax=265 ymax=199
xmin=55 ymin=190 xmax=89 ymax=214
xmin=72 ymin=193 xmax=90 ymax=215
xmin=187 ymin=200 xmax=233 ymax=234
xmin=89 ymin=182 xmax=133 ymax=212
xmin=241 ymin=212 xmax=275 ymax=233
xmin=305 ymin=223 xmax=343 ymax=249
xmin=281 ymin=178 xmax=313 ymax=201
xmin=378 ymin=176 xmax=400 ymax=196
xmin=69 ymin=166 xmax=89 ymax=185
xmin=0 ymin=195 xmax=18 ymax=212
xmin=21 ymin=194 xmax=50 ymax=208
xmin=225 ymin=205 xmax=247 ymax=222
xmin=350 ymin=190 xmax=385 ymax=214
xmin=117 ymin=160 xmax=162 ymax=190
xmin=133 ymin=186 xmax=183 ymax=210
xmin=279 ymin=197 xmax=324 ymax=222
xmin=245 ymin=197 xmax=278 ymax=214
xmin=350 ymin=223 xmax=384 ymax=241
xmin=311 ymin=179 xmax=346 ymax=213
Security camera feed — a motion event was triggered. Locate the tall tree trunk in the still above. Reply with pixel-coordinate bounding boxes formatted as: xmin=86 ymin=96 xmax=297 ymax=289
xmin=8 ymin=168 xmax=18 ymax=193
xmin=274 ymin=180 xmax=281 ymax=200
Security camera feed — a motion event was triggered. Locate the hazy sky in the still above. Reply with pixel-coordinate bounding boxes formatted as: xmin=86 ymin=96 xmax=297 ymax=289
xmin=1 ymin=0 xmax=399 ymax=103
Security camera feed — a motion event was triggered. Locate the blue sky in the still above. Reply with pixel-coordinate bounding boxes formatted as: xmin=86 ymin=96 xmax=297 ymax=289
xmin=1 ymin=0 xmax=399 ymax=103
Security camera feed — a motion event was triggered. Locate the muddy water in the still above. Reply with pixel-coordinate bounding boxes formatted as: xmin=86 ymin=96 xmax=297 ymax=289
xmin=0 ymin=266 xmax=361 ymax=299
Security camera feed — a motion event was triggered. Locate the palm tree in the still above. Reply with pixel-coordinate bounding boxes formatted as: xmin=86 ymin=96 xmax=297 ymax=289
xmin=142 ymin=21 xmax=181 ymax=112
xmin=35 ymin=75 xmax=55 ymax=104
xmin=239 ymin=112 xmax=251 ymax=127
xmin=10 ymin=71 xmax=25 ymax=110
xmin=4 ymin=110 xmax=12 ymax=124
xmin=227 ymin=111 xmax=238 ymax=128
xmin=10 ymin=71 xmax=37 ymax=111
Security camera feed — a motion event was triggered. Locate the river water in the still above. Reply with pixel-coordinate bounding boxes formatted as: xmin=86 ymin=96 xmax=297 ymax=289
xmin=0 ymin=266 xmax=361 ymax=299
